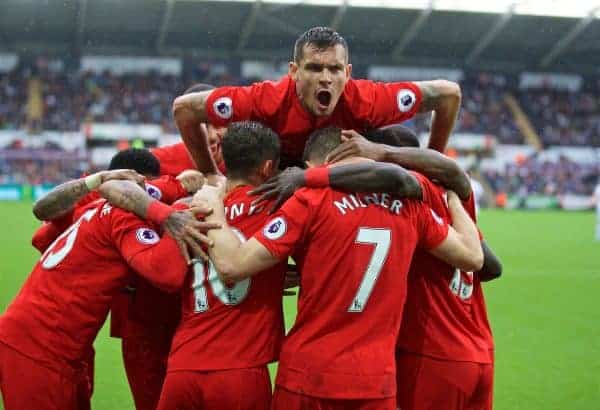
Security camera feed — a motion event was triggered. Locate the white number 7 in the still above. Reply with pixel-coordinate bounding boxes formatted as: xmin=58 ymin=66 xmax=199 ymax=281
xmin=348 ymin=228 xmax=391 ymax=312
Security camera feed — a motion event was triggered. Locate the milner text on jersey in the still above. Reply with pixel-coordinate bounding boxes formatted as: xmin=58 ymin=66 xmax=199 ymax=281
xmin=333 ymin=193 xmax=403 ymax=216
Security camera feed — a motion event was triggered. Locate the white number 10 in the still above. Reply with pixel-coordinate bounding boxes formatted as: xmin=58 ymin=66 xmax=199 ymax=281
xmin=348 ymin=228 xmax=391 ymax=312
xmin=191 ymin=228 xmax=251 ymax=313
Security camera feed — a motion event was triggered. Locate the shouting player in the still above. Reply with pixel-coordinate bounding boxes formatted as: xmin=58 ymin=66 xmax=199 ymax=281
xmin=195 ymin=127 xmax=483 ymax=409
xmin=173 ymin=26 xmax=461 ymax=170
xmin=157 ymin=121 xmax=286 ymax=410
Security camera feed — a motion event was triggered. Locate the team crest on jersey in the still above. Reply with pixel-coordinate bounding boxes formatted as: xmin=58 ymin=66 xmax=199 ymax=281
xmin=145 ymin=183 xmax=162 ymax=200
xmin=136 ymin=228 xmax=160 ymax=245
xmin=430 ymin=209 xmax=444 ymax=225
xmin=397 ymin=89 xmax=416 ymax=113
xmin=213 ymin=97 xmax=233 ymax=119
xmin=263 ymin=217 xmax=286 ymax=240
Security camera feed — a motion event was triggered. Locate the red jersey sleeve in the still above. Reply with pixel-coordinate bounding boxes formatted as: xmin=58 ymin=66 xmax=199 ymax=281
xmin=109 ymin=208 xmax=187 ymax=292
xmin=415 ymin=202 xmax=449 ymax=250
xmin=346 ymin=79 xmax=422 ymax=128
xmin=253 ymin=193 xmax=311 ymax=260
xmin=205 ymin=77 xmax=289 ymax=127
xmin=145 ymin=176 xmax=188 ymax=205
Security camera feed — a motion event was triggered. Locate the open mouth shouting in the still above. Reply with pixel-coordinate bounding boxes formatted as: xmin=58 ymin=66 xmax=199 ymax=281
xmin=315 ymin=89 xmax=333 ymax=113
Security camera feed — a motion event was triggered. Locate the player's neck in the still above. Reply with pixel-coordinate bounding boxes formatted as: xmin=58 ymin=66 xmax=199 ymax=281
xmin=226 ymin=175 xmax=262 ymax=193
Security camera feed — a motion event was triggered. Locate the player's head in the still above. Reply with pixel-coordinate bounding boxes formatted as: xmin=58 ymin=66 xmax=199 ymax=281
xmin=302 ymin=127 xmax=342 ymax=167
xmin=289 ymin=27 xmax=351 ymax=117
xmin=221 ymin=121 xmax=280 ymax=183
xmin=108 ymin=148 xmax=160 ymax=177
xmin=184 ymin=83 xmax=225 ymax=165
xmin=365 ymin=125 xmax=420 ymax=148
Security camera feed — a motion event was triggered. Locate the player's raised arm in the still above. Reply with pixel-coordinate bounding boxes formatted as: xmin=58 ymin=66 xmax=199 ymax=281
xmin=414 ymin=80 xmax=461 ymax=153
xmin=172 ymin=90 xmax=219 ymax=175
xmin=428 ymin=191 xmax=483 ymax=272
xmin=325 ymin=130 xmax=472 ymax=200
xmin=32 ymin=169 xmax=145 ymax=221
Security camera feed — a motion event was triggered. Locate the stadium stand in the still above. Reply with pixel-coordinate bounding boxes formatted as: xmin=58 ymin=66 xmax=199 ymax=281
xmin=0 ymin=1 xmax=598 ymax=206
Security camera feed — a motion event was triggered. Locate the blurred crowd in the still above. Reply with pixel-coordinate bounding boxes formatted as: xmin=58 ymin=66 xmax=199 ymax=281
xmin=414 ymin=72 xmax=521 ymax=144
xmin=517 ymin=85 xmax=600 ymax=147
xmin=0 ymin=60 xmax=245 ymax=133
xmin=0 ymin=157 xmax=86 ymax=185
xmin=483 ymin=155 xmax=598 ymax=197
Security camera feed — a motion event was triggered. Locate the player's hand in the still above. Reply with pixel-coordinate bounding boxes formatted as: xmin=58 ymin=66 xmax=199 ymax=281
xmin=325 ymin=130 xmax=385 ymax=163
xmin=249 ymin=167 xmax=305 ymax=213
xmin=163 ymin=209 xmax=221 ymax=263
xmin=176 ymin=170 xmax=205 ymax=193
xmin=98 ymin=169 xmax=146 ymax=187
xmin=192 ymin=181 xmax=226 ymax=207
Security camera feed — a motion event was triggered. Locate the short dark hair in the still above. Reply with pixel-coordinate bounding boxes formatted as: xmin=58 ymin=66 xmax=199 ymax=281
xmin=303 ymin=127 xmax=342 ymax=164
xmin=184 ymin=83 xmax=215 ymax=94
xmin=294 ymin=27 xmax=349 ymax=63
xmin=108 ymin=148 xmax=160 ymax=177
xmin=365 ymin=125 xmax=420 ymax=148
xmin=222 ymin=121 xmax=280 ymax=178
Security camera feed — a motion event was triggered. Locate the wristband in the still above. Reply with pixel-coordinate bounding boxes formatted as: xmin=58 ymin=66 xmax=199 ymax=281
xmin=84 ymin=173 xmax=102 ymax=190
xmin=304 ymin=167 xmax=330 ymax=188
xmin=146 ymin=200 xmax=175 ymax=225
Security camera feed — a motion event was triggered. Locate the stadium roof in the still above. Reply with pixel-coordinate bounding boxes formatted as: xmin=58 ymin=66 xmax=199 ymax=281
xmin=2 ymin=0 xmax=600 ymax=74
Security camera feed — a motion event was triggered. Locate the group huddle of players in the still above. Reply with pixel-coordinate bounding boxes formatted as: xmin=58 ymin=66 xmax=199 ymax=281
xmin=0 ymin=27 xmax=502 ymax=410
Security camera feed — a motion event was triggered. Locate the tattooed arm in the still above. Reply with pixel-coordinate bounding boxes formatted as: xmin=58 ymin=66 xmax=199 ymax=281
xmin=414 ymin=80 xmax=461 ymax=153
xmin=33 ymin=179 xmax=90 ymax=221
xmin=99 ymin=180 xmax=220 ymax=262
xmin=32 ymin=169 xmax=144 ymax=221
xmin=172 ymin=91 xmax=219 ymax=175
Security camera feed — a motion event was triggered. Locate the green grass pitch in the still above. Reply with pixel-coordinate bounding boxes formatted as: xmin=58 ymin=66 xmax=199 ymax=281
xmin=0 ymin=202 xmax=599 ymax=409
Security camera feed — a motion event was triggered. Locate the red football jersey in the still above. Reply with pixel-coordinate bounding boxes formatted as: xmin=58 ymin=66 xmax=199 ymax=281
xmin=254 ymin=187 xmax=448 ymax=399
xmin=397 ymin=173 xmax=494 ymax=363
xmin=168 ymin=185 xmax=286 ymax=371
xmin=0 ymin=200 xmax=187 ymax=377
xmin=206 ymin=76 xmax=422 ymax=161
xmin=151 ymin=142 xmax=226 ymax=176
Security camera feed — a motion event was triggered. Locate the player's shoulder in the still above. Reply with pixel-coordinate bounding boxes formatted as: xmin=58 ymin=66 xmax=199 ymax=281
xmin=250 ymin=76 xmax=293 ymax=105
xmin=224 ymin=185 xmax=270 ymax=219
xmin=291 ymin=186 xmax=329 ymax=206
